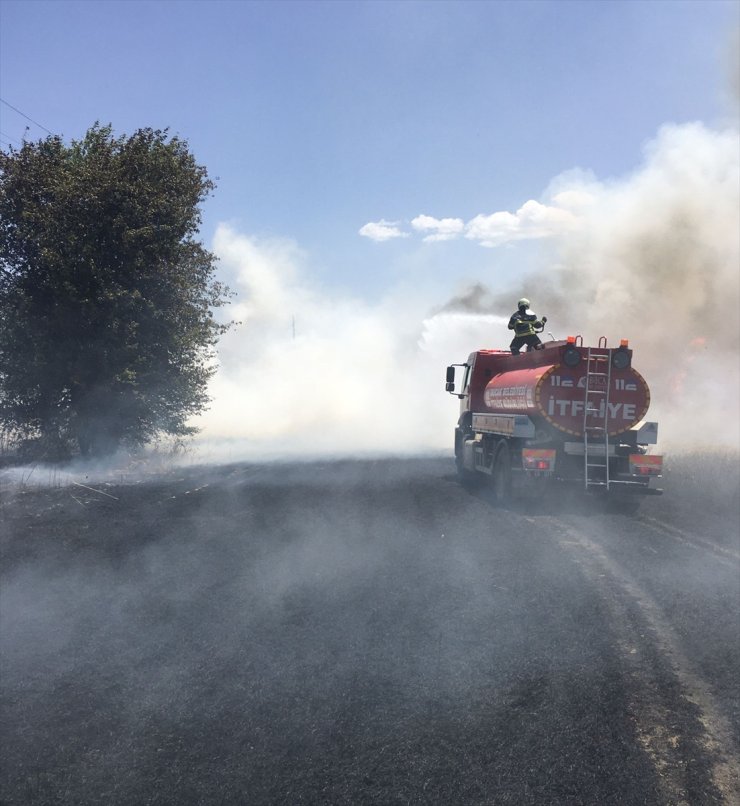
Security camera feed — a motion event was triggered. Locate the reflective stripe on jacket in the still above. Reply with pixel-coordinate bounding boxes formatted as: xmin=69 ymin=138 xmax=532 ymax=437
xmin=508 ymin=311 xmax=541 ymax=337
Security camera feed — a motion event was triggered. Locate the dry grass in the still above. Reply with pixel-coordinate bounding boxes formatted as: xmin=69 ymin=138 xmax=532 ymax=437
xmin=649 ymin=449 xmax=740 ymax=545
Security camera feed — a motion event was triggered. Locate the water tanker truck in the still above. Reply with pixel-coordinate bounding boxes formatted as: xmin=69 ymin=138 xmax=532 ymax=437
xmin=445 ymin=336 xmax=663 ymax=501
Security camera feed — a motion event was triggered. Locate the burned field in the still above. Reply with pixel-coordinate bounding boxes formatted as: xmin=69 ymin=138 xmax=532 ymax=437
xmin=1 ymin=455 xmax=739 ymax=805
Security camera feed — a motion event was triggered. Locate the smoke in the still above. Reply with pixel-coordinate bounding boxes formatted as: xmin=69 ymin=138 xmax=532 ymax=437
xmin=512 ymin=123 xmax=739 ymax=449
xmin=196 ymin=227 xmax=504 ymax=458
xmin=196 ymin=120 xmax=738 ymax=458
xmin=436 ymin=124 xmax=739 ymax=450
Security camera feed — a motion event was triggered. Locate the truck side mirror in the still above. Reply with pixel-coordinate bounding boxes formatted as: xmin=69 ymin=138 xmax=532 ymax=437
xmin=445 ymin=382 xmax=455 ymax=392
xmin=446 ymin=366 xmax=455 ymax=383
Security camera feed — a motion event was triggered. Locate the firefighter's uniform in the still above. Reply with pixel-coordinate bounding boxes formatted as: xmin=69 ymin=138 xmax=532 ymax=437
xmin=508 ymin=308 xmax=545 ymax=354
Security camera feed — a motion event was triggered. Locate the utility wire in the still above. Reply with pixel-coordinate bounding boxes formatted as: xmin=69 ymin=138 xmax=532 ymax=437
xmin=0 ymin=98 xmax=54 ymax=135
xmin=0 ymin=129 xmax=22 ymax=145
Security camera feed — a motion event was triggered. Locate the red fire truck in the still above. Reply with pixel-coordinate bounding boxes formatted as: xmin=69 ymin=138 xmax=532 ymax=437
xmin=445 ymin=337 xmax=663 ymax=502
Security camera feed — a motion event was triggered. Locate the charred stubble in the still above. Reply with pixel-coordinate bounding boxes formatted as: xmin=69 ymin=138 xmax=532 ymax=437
xmin=1 ymin=457 xmax=738 ymax=805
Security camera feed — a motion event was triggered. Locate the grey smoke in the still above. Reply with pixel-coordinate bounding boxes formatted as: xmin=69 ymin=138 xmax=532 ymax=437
xmin=437 ymin=123 xmax=739 ymax=449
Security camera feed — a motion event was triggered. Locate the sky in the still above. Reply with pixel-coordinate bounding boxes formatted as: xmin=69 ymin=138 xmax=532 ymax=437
xmin=1 ymin=0 xmax=738 ymax=456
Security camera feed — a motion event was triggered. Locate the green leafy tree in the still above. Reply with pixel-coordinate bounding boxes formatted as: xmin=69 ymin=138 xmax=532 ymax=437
xmin=0 ymin=124 xmax=231 ymax=458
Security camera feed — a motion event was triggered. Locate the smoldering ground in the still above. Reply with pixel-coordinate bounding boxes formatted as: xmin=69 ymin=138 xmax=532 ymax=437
xmin=1 ymin=454 xmax=738 ymax=805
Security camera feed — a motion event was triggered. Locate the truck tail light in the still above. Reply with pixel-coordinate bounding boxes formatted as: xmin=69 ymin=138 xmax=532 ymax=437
xmin=629 ymin=454 xmax=662 ymax=476
xmin=523 ymin=449 xmax=556 ymax=473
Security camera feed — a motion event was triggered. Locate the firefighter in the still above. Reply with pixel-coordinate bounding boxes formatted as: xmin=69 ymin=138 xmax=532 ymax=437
xmin=508 ymin=298 xmax=547 ymax=355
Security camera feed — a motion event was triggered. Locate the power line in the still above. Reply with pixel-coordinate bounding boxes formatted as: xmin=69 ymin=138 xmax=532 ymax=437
xmin=0 ymin=129 xmax=22 ymax=145
xmin=0 ymin=98 xmax=53 ymax=135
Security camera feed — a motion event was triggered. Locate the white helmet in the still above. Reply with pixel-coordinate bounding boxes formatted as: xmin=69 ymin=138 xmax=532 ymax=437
xmin=518 ymin=297 xmax=530 ymax=308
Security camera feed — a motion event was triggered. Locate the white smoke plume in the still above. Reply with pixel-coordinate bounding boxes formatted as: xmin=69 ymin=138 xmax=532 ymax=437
xmin=196 ymin=228 xmax=502 ymax=458
xmin=530 ymin=122 xmax=739 ymax=449
xmin=197 ymin=121 xmax=738 ymax=458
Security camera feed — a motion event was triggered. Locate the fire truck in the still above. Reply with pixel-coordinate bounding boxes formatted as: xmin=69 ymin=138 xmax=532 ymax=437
xmin=445 ymin=337 xmax=663 ymax=502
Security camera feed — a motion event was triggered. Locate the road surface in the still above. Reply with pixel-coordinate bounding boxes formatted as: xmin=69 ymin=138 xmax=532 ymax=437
xmin=1 ymin=456 xmax=738 ymax=804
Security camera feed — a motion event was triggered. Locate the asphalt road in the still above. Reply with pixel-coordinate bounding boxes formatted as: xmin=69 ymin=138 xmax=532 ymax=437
xmin=1 ymin=455 xmax=739 ymax=805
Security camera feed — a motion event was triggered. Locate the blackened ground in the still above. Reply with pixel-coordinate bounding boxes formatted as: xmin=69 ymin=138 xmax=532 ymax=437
xmin=1 ymin=454 xmax=738 ymax=805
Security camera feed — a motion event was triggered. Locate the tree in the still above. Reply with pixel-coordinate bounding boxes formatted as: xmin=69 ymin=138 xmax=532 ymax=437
xmin=0 ymin=124 xmax=231 ymax=458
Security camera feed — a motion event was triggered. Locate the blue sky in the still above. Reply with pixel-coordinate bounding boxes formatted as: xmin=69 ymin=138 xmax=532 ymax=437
xmin=1 ymin=0 xmax=736 ymax=297
xmin=1 ymin=0 xmax=738 ymax=454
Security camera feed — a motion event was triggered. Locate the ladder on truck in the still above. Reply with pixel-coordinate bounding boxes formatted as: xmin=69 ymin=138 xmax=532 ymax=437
xmin=583 ymin=338 xmax=612 ymax=491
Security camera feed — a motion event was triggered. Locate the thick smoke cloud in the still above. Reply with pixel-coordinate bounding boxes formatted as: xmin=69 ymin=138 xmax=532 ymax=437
xmin=496 ymin=123 xmax=739 ymax=448
xmin=197 ymin=121 xmax=738 ymax=458
xmin=197 ymin=229 xmax=502 ymax=458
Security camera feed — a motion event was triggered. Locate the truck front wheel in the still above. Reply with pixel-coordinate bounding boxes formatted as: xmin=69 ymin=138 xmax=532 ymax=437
xmin=455 ymin=428 xmax=478 ymax=485
xmin=491 ymin=442 xmax=512 ymax=505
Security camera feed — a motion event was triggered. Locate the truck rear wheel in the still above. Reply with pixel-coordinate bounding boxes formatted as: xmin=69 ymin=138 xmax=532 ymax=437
xmin=491 ymin=442 xmax=512 ymax=504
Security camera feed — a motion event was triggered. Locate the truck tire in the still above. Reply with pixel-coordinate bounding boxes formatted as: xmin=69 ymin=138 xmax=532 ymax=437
xmin=456 ymin=450 xmax=479 ymax=486
xmin=455 ymin=428 xmax=478 ymax=485
xmin=491 ymin=441 xmax=512 ymax=504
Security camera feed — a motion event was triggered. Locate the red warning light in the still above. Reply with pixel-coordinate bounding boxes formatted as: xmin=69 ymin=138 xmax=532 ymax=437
xmin=567 ymin=335 xmax=576 ymax=344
